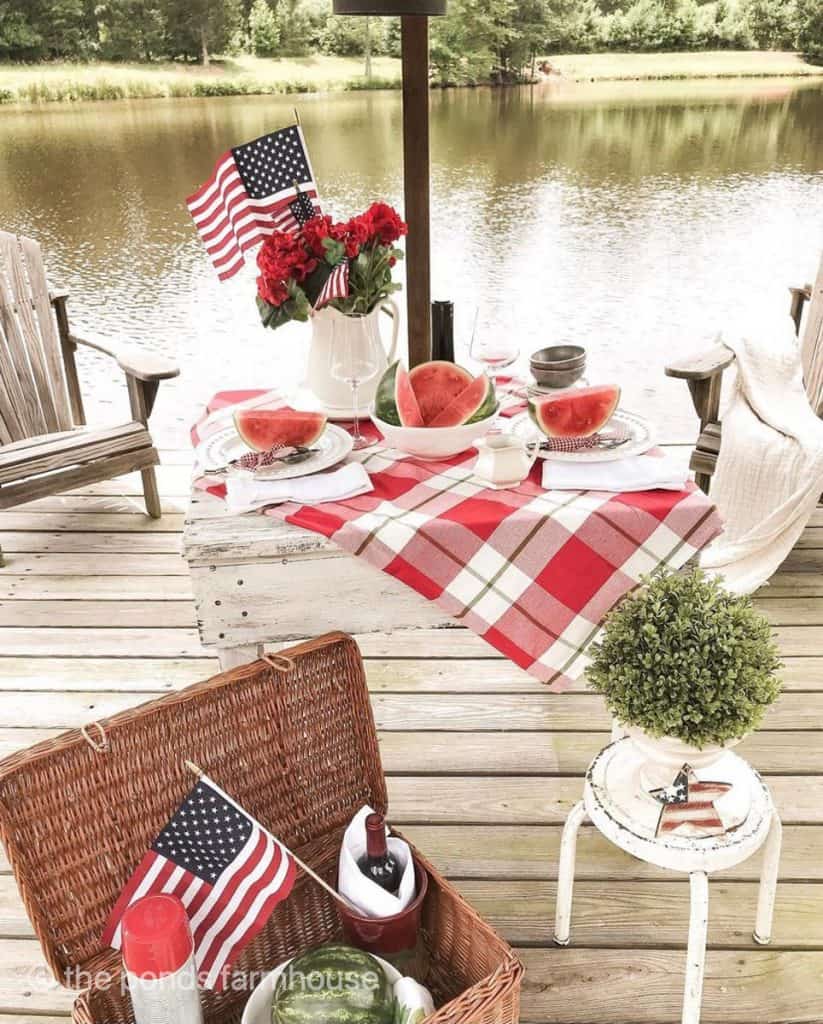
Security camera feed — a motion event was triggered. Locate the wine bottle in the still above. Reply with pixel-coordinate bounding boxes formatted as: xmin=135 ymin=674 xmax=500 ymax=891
xmin=431 ymin=300 xmax=455 ymax=363
xmin=357 ymin=813 xmax=400 ymax=894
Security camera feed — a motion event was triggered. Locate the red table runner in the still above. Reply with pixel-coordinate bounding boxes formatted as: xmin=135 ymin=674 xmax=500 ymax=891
xmin=193 ymin=390 xmax=722 ymax=692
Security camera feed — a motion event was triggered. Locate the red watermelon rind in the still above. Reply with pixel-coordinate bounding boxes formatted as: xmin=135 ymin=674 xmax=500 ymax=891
xmin=429 ymin=374 xmax=497 ymax=427
xmin=409 ymin=361 xmax=473 ymax=425
xmin=234 ymin=406 xmax=327 ymax=451
xmin=528 ymin=385 xmax=621 ymax=438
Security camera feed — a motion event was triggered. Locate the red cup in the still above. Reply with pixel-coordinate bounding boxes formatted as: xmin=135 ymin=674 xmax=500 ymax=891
xmin=121 ymin=894 xmax=194 ymax=979
xmin=337 ymin=859 xmax=428 ymax=956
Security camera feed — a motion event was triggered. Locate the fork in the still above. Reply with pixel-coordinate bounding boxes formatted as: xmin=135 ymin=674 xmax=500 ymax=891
xmin=203 ymin=446 xmax=319 ymax=474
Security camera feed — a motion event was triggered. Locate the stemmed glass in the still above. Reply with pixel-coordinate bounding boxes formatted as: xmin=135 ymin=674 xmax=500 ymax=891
xmin=328 ymin=317 xmax=381 ymax=450
xmin=469 ymin=306 xmax=520 ymax=382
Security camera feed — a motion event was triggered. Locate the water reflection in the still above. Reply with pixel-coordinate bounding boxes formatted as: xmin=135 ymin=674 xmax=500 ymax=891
xmin=0 ymin=79 xmax=821 ymax=444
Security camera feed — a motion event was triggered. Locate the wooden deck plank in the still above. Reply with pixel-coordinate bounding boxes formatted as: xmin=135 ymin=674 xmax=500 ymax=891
xmin=0 ymin=655 xmax=819 ymax=694
xmin=0 ymin=822 xmax=822 ymax=883
xmin=0 ymin=595 xmax=819 ymax=630
xmin=518 ymin=948 xmax=823 ymax=1023
xmin=0 ymin=600 xmax=197 ymax=628
xmin=1 ymin=939 xmax=822 ymax=1022
xmin=0 ymin=593 xmax=818 ymax=630
xmin=0 ymin=623 xmax=820 ymax=658
xmin=0 ymin=876 xmax=821 ymax=949
xmin=0 ymin=658 xmax=215 ymax=690
xmin=0 ymin=532 xmax=186 ymax=554
xmin=377 ymin=730 xmax=823 ymax=774
xmin=398 ymin=824 xmax=823 ymax=882
xmin=0 ymin=576 xmax=194 ymax=600
xmin=0 ymin=722 xmax=813 ymax=775
xmin=0 ymin=512 xmax=185 ymax=533
xmin=386 ymin=776 xmax=822 ymax=824
xmin=0 ymin=689 xmax=819 ymax=732
xmin=0 ymin=553 xmax=190 ymax=575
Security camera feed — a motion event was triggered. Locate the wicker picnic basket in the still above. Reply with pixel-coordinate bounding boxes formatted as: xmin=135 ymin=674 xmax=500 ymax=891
xmin=0 ymin=632 xmax=522 ymax=1024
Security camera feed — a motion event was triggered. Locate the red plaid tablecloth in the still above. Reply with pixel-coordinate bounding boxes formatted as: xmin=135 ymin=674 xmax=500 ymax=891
xmin=192 ymin=390 xmax=723 ymax=692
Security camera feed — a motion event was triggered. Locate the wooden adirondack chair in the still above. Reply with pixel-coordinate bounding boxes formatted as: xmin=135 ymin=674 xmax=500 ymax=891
xmin=0 ymin=231 xmax=178 ymax=557
xmin=665 ymin=253 xmax=823 ymax=493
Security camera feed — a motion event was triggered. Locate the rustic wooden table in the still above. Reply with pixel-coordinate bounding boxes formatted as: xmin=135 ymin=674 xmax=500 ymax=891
xmin=183 ymin=485 xmax=455 ymax=669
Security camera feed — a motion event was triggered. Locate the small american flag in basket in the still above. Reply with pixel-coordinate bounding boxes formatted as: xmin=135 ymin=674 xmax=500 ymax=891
xmin=102 ymin=775 xmax=296 ymax=991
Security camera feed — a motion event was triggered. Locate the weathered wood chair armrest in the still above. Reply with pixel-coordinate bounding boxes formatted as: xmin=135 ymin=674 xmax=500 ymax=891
xmin=69 ymin=331 xmax=180 ymax=382
xmin=664 ymin=343 xmax=735 ymax=381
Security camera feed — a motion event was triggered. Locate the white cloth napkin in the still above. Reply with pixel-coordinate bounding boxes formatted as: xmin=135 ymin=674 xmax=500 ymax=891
xmin=542 ymin=451 xmax=689 ymax=492
xmin=224 ymin=462 xmax=372 ymax=514
xmin=337 ymin=805 xmax=416 ymax=918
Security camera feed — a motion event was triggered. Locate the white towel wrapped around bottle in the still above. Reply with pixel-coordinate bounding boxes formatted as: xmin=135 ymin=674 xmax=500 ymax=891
xmin=338 ymin=806 xmax=416 ymax=917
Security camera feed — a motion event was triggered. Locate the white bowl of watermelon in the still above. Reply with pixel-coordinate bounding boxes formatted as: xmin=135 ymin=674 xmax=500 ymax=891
xmin=371 ymin=360 xmax=498 ymax=460
xmin=243 ymin=946 xmax=405 ymax=1024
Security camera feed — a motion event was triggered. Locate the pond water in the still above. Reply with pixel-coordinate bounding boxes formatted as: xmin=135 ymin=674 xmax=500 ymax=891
xmin=1 ymin=77 xmax=822 ymax=446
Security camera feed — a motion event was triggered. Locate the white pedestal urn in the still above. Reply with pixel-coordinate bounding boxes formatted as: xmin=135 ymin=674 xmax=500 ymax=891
xmin=305 ymin=300 xmax=399 ymax=415
xmin=623 ymin=724 xmax=743 ymax=791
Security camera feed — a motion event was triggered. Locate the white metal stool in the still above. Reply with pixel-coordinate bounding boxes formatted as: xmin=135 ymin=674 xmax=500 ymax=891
xmin=554 ymin=739 xmax=782 ymax=1024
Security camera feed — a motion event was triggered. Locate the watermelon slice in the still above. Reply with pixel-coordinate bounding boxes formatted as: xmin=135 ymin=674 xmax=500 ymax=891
xmin=409 ymin=361 xmax=473 ymax=425
xmin=234 ymin=405 xmax=327 ymax=451
xmin=374 ymin=361 xmax=424 ymax=427
xmin=429 ymin=374 xmax=497 ymax=427
xmin=529 ymin=385 xmax=621 ymax=438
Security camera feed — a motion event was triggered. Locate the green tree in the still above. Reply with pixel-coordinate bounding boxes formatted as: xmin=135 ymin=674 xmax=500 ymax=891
xmin=430 ymin=0 xmax=514 ymax=84
xmin=743 ymin=0 xmax=795 ymax=47
xmin=162 ymin=0 xmax=242 ymax=63
xmin=271 ymin=0 xmax=315 ymax=54
xmin=794 ymin=0 xmax=823 ymax=58
xmin=248 ymin=0 xmax=279 ymax=54
xmin=98 ymin=0 xmax=165 ymax=59
xmin=0 ymin=3 xmax=41 ymax=58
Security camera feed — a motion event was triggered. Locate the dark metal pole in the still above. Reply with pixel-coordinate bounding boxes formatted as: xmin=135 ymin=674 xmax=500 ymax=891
xmin=401 ymin=15 xmax=432 ymax=367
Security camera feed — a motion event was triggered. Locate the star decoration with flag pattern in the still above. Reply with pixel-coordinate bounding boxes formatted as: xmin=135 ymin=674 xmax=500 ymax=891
xmin=649 ymin=763 xmax=732 ymax=838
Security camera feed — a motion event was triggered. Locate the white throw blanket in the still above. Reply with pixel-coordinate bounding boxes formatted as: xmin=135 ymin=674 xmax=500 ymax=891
xmin=700 ymin=314 xmax=823 ymax=593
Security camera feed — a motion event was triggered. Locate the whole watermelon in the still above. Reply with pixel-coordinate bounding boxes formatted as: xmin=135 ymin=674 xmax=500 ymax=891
xmin=272 ymin=945 xmax=394 ymax=1024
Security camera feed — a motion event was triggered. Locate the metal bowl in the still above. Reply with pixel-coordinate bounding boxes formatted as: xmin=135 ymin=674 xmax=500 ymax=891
xmin=530 ymin=363 xmax=586 ymax=388
xmin=530 ymin=345 xmax=586 ymax=369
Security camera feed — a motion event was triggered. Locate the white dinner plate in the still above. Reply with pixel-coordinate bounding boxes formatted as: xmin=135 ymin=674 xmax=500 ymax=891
xmin=196 ymin=422 xmax=354 ymax=481
xmin=510 ymin=408 xmax=656 ymax=463
xmin=242 ymin=954 xmax=402 ymax=1024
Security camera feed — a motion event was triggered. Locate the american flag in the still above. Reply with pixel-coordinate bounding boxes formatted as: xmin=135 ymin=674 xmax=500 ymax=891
xmin=290 ymin=189 xmax=318 ymax=227
xmin=187 ymin=125 xmax=320 ymax=282
xmin=650 ymin=764 xmax=732 ymax=838
xmin=315 ymin=261 xmax=349 ymax=309
xmin=102 ymin=776 xmax=296 ymax=991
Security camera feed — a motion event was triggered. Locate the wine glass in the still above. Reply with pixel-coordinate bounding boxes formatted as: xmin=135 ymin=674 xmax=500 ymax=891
xmin=328 ymin=318 xmax=381 ymax=450
xmin=468 ymin=306 xmax=520 ymax=383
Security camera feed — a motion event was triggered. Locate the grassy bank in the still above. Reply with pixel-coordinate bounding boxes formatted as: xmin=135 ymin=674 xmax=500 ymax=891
xmin=0 ymin=50 xmax=820 ymax=106
xmin=544 ymin=50 xmax=823 ymax=81
xmin=0 ymin=54 xmax=402 ymax=105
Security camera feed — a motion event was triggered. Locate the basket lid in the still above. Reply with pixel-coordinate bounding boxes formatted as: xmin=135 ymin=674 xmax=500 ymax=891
xmin=0 ymin=633 xmax=386 ymax=986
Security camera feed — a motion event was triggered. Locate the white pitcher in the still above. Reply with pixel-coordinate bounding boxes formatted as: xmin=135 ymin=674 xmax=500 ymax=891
xmin=473 ymin=433 xmax=539 ymax=489
xmin=305 ymin=301 xmax=399 ymax=413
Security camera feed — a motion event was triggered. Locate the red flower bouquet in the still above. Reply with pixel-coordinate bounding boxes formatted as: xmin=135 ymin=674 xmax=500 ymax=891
xmin=256 ymin=202 xmax=407 ymax=332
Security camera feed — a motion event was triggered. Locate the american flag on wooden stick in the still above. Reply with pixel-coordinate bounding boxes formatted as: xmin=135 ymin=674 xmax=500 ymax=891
xmin=315 ymin=261 xmax=350 ymax=309
xmin=102 ymin=775 xmax=296 ymax=991
xmin=187 ymin=125 xmax=321 ymax=282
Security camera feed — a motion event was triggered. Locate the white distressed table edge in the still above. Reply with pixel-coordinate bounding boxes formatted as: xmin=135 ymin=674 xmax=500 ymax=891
xmin=183 ymin=487 xmax=455 ymax=668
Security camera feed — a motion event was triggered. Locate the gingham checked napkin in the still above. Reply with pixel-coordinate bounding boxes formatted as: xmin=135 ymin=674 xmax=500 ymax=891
xmin=193 ymin=390 xmax=723 ymax=692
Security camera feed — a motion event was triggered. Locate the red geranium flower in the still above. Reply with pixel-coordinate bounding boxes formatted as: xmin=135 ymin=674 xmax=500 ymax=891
xmin=256 ymin=229 xmax=318 ymax=306
xmin=364 ymin=202 xmax=407 ymax=245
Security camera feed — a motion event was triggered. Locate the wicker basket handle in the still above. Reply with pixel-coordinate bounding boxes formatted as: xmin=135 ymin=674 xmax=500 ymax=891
xmin=262 ymin=653 xmax=296 ymax=672
xmin=80 ymin=722 xmax=109 ymax=753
